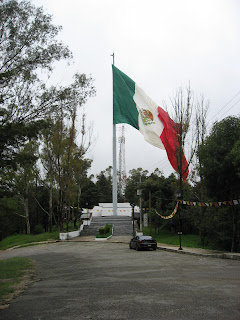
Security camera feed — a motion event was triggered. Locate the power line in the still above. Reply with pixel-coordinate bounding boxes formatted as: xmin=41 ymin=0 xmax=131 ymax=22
xmin=147 ymin=157 xmax=169 ymax=171
xmin=218 ymin=98 xmax=240 ymax=121
xmin=207 ymin=89 xmax=240 ymax=126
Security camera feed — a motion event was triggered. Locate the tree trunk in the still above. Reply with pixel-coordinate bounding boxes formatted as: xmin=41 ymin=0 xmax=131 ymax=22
xmin=23 ymin=183 xmax=31 ymax=235
xmin=77 ymin=185 xmax=81 ymax=210
xmin=231 ymin=206 xmax=238 ymax=253
xmin=149 ymin=191 xmax=152 ymax=236
xmin=199 ymin=207 xmax=206 ymax=247
xmin=26 ymin=211 xmax=31 ymax=234
xmin=24 ymin=197 xmax=31 ymax=235
xmin=48 ymin=185 xmax=53 ymax=232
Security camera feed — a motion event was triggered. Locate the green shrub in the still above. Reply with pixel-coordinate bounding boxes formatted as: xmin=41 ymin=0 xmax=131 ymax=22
xmin=96 ymin=224 xmax=113 ymax=238
xmin=33 ymin=224 xmax=44 ymax=234
xmin=105 ymin=225 xmax=110 ymax=233
xmin=99 ymin=228 xmax=105 ymax=235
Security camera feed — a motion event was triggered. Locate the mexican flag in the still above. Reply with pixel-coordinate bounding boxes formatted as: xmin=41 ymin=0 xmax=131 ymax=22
xmin=112 ymin=65 xmax=189 ymax=180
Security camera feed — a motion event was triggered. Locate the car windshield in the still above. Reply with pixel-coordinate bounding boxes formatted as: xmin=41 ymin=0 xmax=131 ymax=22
xmin=139 ymin=236 xmax=153 ymax=240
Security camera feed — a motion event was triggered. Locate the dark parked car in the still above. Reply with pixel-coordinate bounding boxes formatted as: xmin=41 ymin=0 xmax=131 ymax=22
xmin=129 ymin=235 xmax=157 ymax=251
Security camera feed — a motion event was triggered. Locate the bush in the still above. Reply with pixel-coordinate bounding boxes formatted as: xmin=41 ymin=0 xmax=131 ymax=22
xmin=105 ymin=224 xmax=110 ymax=233
xmin=33 ymin=224 xmax=44 ymax=234
xmin=96 ymin=224 xmax=113 ymax=238
xmin=99 ymin=228 xmax=105 ymax=235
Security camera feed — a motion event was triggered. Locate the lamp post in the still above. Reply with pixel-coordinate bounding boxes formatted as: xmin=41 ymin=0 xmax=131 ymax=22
xmin=130 ymin=203 xmax=135 ymax=237
xmin=137 ymin=189 xmax=142 ymax=232
xmin=176 ymin=190 xmax=183 ymax=250
xmin=66 ymin=206 xmax=69 ymax=232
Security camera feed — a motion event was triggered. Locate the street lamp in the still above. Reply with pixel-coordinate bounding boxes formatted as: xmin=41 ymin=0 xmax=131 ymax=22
xmin=130 ymin=203 xmax=135 ymax=237
xmin=176 ymin=190 xmax=183 ymax=250
xmin=137 ymin=189 xmax=142 ymax=232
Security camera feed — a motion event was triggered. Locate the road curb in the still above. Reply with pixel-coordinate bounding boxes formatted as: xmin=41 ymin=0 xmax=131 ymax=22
xmin=157 ymin=246 xmax=240 ymax=261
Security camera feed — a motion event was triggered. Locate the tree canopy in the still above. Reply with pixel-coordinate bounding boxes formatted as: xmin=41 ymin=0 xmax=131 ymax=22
xmin=0 ymin=0 xmax=96 ymax=234
xmin=0 ymin=0 xmax=73 ymax=170
xmin=198 ymin=116 xmax=240 ymax=199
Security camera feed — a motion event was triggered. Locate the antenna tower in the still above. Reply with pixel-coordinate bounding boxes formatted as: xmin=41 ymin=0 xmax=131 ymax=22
xmin=118 ymin=125 xmax=127 ymax=197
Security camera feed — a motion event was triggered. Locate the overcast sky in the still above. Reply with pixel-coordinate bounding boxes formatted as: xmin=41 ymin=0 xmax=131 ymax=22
xmin=33 ymin=0 xmax=240 ymax=179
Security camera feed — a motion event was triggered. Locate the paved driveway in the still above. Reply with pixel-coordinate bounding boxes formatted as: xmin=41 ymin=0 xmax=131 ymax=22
xmin=0 ymin=241 xmax=240 ymax=320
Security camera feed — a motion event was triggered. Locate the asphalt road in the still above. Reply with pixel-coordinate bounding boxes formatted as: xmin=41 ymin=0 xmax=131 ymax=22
xmin=0 ymin=241 xmax=240 ymax=320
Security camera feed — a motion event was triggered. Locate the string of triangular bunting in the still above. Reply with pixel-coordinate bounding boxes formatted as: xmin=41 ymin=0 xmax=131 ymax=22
xmin=179 ymin=199 xmax=240 ymax=207
xmin=154 ymin=198 xmax=240 ymax=220
xmin=155 ymin=202 xmax=179 ymax=220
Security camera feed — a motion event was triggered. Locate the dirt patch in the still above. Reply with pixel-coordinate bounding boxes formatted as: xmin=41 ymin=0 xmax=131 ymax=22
xmin=0 ymin=261 xmax=37 ymax=310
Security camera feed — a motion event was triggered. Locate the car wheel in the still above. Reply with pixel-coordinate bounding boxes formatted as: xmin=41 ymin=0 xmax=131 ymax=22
xmin=153 ymin=247 xmax=157 ymax=250
xmin=129 ymin=243 xmax=132 ymax=249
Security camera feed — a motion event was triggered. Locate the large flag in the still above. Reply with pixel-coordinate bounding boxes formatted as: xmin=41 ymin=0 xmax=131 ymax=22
xmin=112 ymin=65 xmax=189 ymax=180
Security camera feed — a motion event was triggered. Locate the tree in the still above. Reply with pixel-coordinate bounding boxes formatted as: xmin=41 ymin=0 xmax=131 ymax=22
xmin=96 ymin=167 xmax=113 ymax=203
xmin=198 ymin=116 xmax=240 ymax=252
xmin=164 ymin=88 xmax=211 ymax=247
xmin=167 ymin=86 xmax=194 ymax=189
xmin=125 ymin=168 xmax=149 ymax=205
xmin=0 ymin=0 xmax=71 ymax=85
xmin=2 ymin=140 xmax=39 ymax=234
xmin=74 ymin=159 xmax=92 ymax=212
xmin=0 ymin=0 xmax=72 ymax=170
xmin=193 ymin=96 xmax=209 ymax=246
xmin=0 ymin=0 xmax=96 ymax=236
xmin=231 ymin=139 xmax=240 ymax=178
xmin=199 ymin=117 xmax=240 ymax=199
xmin=40 ymin=74 xmax=95 ymax=231
xmin=79 ymin=178 xmax=99 ymax=209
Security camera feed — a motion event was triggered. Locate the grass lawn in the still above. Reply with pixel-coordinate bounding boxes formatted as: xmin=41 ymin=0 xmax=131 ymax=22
xmin=0 ymin=221 xmax=84 ymax=250
xmin=0 ymin=232 xmax=59 ymax=250
xmin=0 ymin=257 xmax=34 ymax=306
xmin=142 ymin=227 xmax=212 ymax=249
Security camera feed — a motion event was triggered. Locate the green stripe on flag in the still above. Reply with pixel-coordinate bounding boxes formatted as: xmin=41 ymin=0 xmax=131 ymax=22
xmin=112 ymin=65 xmax=139 ymax=129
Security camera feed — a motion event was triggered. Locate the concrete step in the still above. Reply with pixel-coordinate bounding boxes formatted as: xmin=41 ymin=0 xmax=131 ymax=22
xmin=80 ymin=216 xmax=135 ymax=237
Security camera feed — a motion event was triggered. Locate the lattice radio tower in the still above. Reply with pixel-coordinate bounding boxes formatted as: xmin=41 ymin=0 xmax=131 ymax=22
xmin=118 ymin=125 xmax=127 ymax=197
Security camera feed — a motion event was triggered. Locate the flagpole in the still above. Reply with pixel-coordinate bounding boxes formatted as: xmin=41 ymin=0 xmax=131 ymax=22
xmin=111 ymin=52 xmax=117 ymax=216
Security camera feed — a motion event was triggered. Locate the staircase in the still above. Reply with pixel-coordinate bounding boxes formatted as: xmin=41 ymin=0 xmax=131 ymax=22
xmin=80 ymin=216 xmax=134 ymax=237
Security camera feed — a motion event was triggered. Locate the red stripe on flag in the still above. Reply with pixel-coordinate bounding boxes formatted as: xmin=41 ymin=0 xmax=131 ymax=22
xmin=157 ymin=107 xmax=189 ymax=181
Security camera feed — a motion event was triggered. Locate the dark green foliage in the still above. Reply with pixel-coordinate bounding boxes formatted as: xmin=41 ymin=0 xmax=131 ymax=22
xmin=231 ymin=139 xmax=240 ymax=177
xmin=0 ymin=0 xmax=72 ymax=85
xmin=0 ymin=120 xmax=48 ymax=173
xmin=0 ymin=197 xmax=25 ymax=240
xmin=33 ymin=224 xmax=45 ymax=235
xmin=96 ymin=167 xmax=113 ymax=203
xmin=99 ymin=228 xmax=105 ymax=235
xmin=0 ymin=0 xmax=72 ymax=171
xmin=96 ymin=224 xmax=113 ymax=238
xmin=98 ymin=225 xmax=111 ymax=235
xmin=79 ymin=180 xmax=99 ymax=209
xmin=105 ymin=224 xmax=111 ymax=233
xmin=198 ymin=116 xmax=240 ymax=199
xmin=198 ymin=116 xmax=240 ymax=251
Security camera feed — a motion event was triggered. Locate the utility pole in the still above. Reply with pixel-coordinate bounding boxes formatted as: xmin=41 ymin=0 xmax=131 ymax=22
xmin=111 ymin=52 xmax=117 ymax=216
xmin=176 ymin=189 xmax=183 ymax=250
xmin=130 ymin=203 xmax=135 ymax=237
xmin=137 ymin=175 xmax=143 ymax=232
xmin=149 ymin=191 xmax=152 ymax=236
xmin=118 ymin=125 xmax=126 ymax=198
